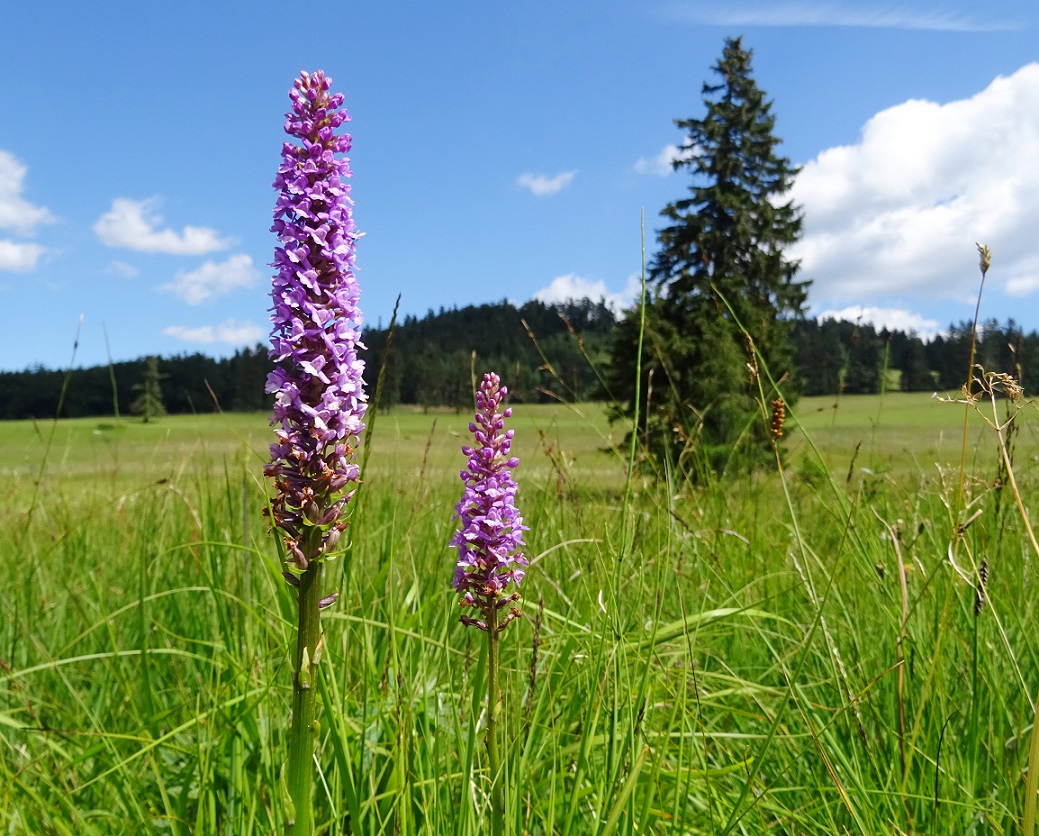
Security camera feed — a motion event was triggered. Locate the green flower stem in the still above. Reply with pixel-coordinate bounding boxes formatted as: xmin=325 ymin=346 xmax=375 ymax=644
xmin=487 ymin=606 xmax=505 ymax=836
xmin=1024 ymin=680 xmax=1039 ymax=835
xmin=287 ymin=561 xmax=324 ymax=835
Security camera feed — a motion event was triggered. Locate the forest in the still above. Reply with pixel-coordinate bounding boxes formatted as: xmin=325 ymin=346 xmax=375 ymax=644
xmin=0 ymin=298 xmax=1034 ymax=421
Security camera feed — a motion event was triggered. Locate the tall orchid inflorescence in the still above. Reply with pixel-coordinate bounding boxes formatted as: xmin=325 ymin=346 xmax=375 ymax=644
xmin=264 ymin=70 xmax=364 ymax=835
xmin=451 ymin=373 xmax=527 ymax=631
xmin=264 ymin=70 xmax=366 ymax=582
xmin=452 ymin=373 xmax=525 ymax=834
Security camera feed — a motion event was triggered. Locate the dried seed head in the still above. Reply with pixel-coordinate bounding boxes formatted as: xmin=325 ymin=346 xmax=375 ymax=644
xmin=974 ymin=557 xmax=989 ymax=616
xmin=769 ymin=398 xmax=786 ymax=441
xmin=976 ymin=242 xmax=992 ymax=277
xmin=974 ymin=583 xmax=986 ymax=616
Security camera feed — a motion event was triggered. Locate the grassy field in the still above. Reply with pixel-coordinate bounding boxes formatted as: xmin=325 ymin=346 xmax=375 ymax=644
xmin=2 ymin=392 xmax=1038 ymax=833
xmin=0 ymin=392 xmax=1022 ymax=488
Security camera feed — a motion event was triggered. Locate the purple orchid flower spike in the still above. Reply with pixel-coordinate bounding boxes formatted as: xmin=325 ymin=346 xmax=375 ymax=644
xmin=264 ymin=70 xmax=367 ymax=574
xmin=451 ymin=372 xmax=527 ymax=631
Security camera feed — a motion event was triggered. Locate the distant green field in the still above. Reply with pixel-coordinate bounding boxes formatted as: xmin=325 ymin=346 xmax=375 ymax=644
xmin=1 ymin=393 xmax=1032 ymax=497
xmin=0 ymin=402 xmax=627 ymax=501
xmin=791 ymin=391 xmax=1039 ymax=478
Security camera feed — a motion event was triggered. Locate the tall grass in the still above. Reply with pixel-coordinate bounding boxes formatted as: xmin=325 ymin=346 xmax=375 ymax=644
xmin=1 ymin=379 xmax=1037 ymax=833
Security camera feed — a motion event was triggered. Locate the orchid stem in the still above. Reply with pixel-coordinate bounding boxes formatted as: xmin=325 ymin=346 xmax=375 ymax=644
xmin=286 ymin=561 xmax=324 ymax=835
xmin=487 ymin=605 xmax=505 ymax=836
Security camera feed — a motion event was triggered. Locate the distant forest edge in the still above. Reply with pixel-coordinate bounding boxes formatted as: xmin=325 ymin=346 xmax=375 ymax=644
xmin=1 ymin=298 xmax=1036 ymax=420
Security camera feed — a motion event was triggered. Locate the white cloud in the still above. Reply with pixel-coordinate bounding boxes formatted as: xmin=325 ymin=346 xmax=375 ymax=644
xmin=94 ymin=197 xmax=233 ymax=255
xmin=107 ymin=260 xmax=139 ymax=279
xmin=517 ymin=171 xmax=576 ymax=196
xmin=634 ymin=144 xmax=698 ymax=176
xmin=791 ymin=63 xmax=1039 ymax=306
xmin=0 ymin=151 xmax=52 ymax=272
xmin=816 ymin=305 xmax=942 ymax=340
xmin=160 ymin=254 xmax=257 ymax=305
xmin=0 ymin=240 xmax=46 ymax=272
xmin=0 ymin=151 xmax=53 ymax=234
xmin=665 ymin=2 xmax=1017 ymax=32
xmin=533 ymin=273 xmax=642 ymax=315
xmin=1004 ymin=254 xmax=1039 ymax=297
xmin=163 ymin=319 xmax=265 ymax=346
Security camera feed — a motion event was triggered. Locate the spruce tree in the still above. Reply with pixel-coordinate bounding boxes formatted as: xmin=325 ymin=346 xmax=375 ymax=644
xmin=610 ymin=36 xmax=808 ymax=475
xmin=131 ymin=355 xmax=167 ymax=423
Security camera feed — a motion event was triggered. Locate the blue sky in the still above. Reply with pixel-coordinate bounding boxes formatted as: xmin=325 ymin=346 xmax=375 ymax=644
xmin=2 ymin=1 xmax=1037 ymax=371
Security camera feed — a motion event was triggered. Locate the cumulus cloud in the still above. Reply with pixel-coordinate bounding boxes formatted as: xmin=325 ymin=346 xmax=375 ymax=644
xmin=1004 ymin=255 xmax=1039 ymax=297
xmin=160 ymin=254 xmax=257 ymax=305
xmin=791 ymin=63 xmax=1039 ymax=307
xmin=517 ymin=171 xmax=576 ymax=196
xmin=0 ymin=150 xmax=52 ymax=272
xmin=163 ymin=319 xmax=265 ymax=346
xmin=665 ymin=2 xmax=1017 ymax=32
xmin=94 ymin=197 xmax=233 ymax=255
xmin=634 ymin=144 xmax=698 ymax=176
xmin=533 ymin=273 xmax=642 ymax=315
xmin=0 ymin=151 xmax=53 ymax=234
xmin=816 ymin=305 xmax=942 ymax=340
xmin=0 ymin=241 xmax=46 ymax=272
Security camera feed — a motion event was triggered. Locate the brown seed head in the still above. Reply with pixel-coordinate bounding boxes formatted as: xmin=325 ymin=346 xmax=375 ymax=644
xmin=769 ymin=398 xmax=786 ymax=441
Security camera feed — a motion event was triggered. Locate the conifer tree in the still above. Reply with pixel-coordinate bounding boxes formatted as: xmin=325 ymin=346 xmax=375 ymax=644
xmin=611 ymin=37 xmax=808 ymax=474
xmin=131 ymin=355 xmax=167 ymax=423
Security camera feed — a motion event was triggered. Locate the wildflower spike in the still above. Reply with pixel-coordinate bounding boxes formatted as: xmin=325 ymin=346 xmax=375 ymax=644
xmin=264 ymin=69 xmax=367 ymax=571
xmin=451 ymin=373 xmax=528 ymax=631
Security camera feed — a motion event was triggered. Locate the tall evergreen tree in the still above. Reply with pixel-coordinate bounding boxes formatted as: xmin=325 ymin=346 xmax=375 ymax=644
xmin=131 ymin=355 xmax=168 ymax=423
xmin=610 ymin=37 xmax=808 ymax=474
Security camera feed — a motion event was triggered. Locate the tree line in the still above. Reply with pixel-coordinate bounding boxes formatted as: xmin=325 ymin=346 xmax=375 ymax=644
xmin=0 ymin=346 xmax=272 ymax=421
xmin=0 ymin=298 xmax=615 ymax=421
xmin=792 ymin=317 xmax=1039 ymax=397
xmin=364 ymin=297 xmax=617 ymax=409
xmin=0 ymin=302 xmax=1034 ymax=422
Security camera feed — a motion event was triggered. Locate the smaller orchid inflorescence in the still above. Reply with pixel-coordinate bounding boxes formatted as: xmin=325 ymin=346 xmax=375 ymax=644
xmin=451 ymin=373 xmax=528 ymax=632
xmin=264 ymin=70 xmax=366 ymax=588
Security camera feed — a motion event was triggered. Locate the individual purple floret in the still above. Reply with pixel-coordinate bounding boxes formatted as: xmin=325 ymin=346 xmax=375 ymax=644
xmin=451 ymin=373 xmax=527 ymax=631
xmin=264 ymin=70 xmax=366 ymax=574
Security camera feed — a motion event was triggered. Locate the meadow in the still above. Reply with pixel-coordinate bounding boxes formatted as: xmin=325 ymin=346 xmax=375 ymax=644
xmin=2 ymin=390 xmax=1038 ymax=834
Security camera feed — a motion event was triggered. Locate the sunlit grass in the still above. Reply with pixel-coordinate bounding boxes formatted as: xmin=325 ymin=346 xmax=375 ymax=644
xmin=1 ymin=394 xmax=1038 ymax=833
